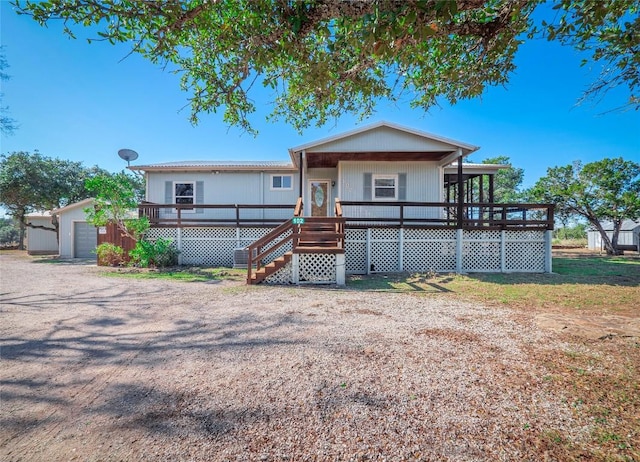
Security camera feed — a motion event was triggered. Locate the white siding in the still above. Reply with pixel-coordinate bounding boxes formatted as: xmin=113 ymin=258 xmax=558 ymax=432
xmin=147 ymin=171 xmax=299 ymax=204
xmin=146 ymin=171 xmax=300 ymax=221
xmin=307 ymin=125 xmax=457 ymax=153
xmin=588 ymin=230 xmax=638 ymax=250
xmin=339 ymin=161 xmax=442 ymax=220
xmin=26 ymin=217 xmax=58 ymax=254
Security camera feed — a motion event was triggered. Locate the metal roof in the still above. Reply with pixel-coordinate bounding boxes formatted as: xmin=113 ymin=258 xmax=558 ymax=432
xmin=130 ymin=160 xmax=296 ymax=172
xmin=288 ymin=120 xmax=479 ymax=158
xmin=588 ymin=220 xmax=640 ymax=232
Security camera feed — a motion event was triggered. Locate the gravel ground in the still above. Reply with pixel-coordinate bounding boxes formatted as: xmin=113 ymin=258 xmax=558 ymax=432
xmin=1 ymin=252 xmax=583 ymax=461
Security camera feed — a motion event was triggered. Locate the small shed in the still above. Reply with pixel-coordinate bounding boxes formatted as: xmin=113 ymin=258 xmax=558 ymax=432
xmin=587 ymin=220 xmax=640 ymax=252
xmin=52 ymin=198 xmax=97 ymax=258
xmin=25 ymin=211 xmax=58 ymax=255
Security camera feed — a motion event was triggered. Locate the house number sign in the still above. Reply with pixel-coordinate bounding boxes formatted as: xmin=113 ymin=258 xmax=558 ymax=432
xmin=292 ymin=217 xmax=305 ymax=225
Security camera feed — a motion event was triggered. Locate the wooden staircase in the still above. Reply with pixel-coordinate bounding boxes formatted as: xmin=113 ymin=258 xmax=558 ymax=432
xmin=249 ymin=252 xmax=293 ymax=284
xmin=246 ymin=198 xmax=345 ymax=284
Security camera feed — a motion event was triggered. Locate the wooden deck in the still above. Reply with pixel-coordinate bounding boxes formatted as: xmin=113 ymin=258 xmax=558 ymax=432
xmin=139 ymin=201 xmax=554 ymax=231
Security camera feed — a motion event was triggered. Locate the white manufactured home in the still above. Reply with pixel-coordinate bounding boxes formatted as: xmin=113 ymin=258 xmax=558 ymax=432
xmin=131 ymin=122 xmax=554 ymax=284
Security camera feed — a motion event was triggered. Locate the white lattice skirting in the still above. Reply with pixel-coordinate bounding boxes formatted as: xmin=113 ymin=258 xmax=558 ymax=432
xmin=344 ymin=228 xmax=551 ymax=274
xmin=146 ymin=227 xmax=552 ymax=275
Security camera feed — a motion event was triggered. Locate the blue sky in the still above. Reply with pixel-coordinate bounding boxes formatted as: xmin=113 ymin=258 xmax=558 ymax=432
xmin=1 ymin=2 xmax=638 ymax=193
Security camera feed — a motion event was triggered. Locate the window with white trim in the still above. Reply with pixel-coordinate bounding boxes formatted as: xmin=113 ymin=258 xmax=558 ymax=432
xmin=174 ymin=182 xmax=195 ymax=210
xmin=271 ymin=174 xmax=293 ymax=190
xmin=372 ymin=174 xmax=398 ymax=200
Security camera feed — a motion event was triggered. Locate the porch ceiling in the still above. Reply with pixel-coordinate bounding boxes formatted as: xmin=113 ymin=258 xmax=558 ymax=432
xmin=306 ymin=151 xmax=452 ymax=168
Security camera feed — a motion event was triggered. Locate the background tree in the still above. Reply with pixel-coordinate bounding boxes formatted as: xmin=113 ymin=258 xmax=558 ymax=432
xmin=481 ymin=155 xmax=525 ymax=203
xmin=0 ymin=217 xmax=20 ymax=246
xmin=15 ymin=1 xmax=639 ymax=133
xmin=85 ymin=172 xmax=177 ymax=268
xmin=1 ymin=46 xmax=18 ymax=135
xmin=84 ymin=171 xmax=147 ymax=241
xmin=0 ymin=151 xmax=108 ymax=249
xmin=528 ymin=157 xmax=640 ymax=255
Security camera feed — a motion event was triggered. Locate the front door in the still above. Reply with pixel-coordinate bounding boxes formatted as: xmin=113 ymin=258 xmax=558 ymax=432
xmin=309 ymin=180 xmax=330 ymax=217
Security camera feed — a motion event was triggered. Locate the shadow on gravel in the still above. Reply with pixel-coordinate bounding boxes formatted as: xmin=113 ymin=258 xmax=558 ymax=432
xmin=0 ymin=286 xmax=159 ymax=310
xmin=2 ymin=306 xmax=309 ymax=441
xmin=97 ymin=383 xmax=239 ymax=437
xmin=30 ymin=257 xmax=96 ymax=266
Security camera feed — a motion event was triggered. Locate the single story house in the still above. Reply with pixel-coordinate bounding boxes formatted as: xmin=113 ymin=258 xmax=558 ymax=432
xmin=25 ymin=211 xmax=58 ymax=255
xmin=130 ymin=121 xmax=554 ymax=284
xmin=587 ymin=220 xmax=640 ymax=253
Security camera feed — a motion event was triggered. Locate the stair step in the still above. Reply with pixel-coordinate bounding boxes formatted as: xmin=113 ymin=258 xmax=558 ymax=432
xmin=293 ymin=246 xmax=344 ymax=254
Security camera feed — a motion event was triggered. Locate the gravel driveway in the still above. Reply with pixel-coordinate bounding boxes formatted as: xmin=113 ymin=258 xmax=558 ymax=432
xmin=1 ymin=252 xmax=579 ymax=461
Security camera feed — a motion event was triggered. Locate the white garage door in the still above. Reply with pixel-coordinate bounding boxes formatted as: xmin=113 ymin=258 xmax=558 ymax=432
xmin=74 ymin=222 xmax=97 ymax=258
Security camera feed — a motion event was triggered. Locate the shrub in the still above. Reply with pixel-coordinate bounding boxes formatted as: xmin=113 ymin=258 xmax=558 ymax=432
xmin=95 ymin=243 xmax=125 ymax=266
xmin=129 ymin=238 xmax=178 ymax=268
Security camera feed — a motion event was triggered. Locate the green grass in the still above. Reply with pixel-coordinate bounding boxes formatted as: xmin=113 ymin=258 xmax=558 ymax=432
xmin=101 ymin=267 xmax=246 ymax=283
xmin=346 ymin=254 xmax=640 ymax=315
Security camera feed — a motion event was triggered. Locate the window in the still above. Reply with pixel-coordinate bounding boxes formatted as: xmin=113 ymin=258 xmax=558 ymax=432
xmin=271 ymin=175 xmax=293 ymax=190
xmin=373 ymin=174 xmax=398 ymax=200
xmin=174 ymin=182 xmax=195 ymax=209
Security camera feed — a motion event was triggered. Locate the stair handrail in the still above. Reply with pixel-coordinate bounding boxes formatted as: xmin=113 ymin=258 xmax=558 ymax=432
xmin=293 ymin=197 xmax=303 ymax=217
xmin=335 ymin=198 xmax=345 ymax=248
xmin=246 ymin=218 xmax=294 ymax=284
xmin=247 ymin=198 xmax=303 ymax=284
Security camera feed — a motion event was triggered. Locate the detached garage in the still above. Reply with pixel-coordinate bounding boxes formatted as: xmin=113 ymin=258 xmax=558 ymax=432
xmin=53 ymin=198 xmax=97 ymax=258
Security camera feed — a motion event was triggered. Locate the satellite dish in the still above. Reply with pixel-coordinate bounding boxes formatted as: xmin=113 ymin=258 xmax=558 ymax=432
xmin=118 ymin=148 xmax=139 ymax=166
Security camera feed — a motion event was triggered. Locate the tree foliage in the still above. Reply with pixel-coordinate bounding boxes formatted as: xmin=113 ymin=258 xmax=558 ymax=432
xmin=84 ymin=171 xmax=147 ymax=241
xmin=481 ymin=155 xmax=524 ymax=203
xmin=0 ymin=151 xmax=108 ymax=248
xmin=529 ymin=157 xmax=640 ymax=255
xmin=85 ymin=172 xmax=177 ymax=267
xmin=0 ymin=46 xmax=18 ymax=135
xmin=14 ymin=1 xmax=638 ymax=133
xmin=0 ymin=217 xmax=20 ymax=245
xmin=540 ymin=0 xmax=640 ymax=111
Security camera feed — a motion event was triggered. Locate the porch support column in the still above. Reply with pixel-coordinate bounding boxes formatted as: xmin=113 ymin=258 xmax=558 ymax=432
xmin=488 ymin=174 xmax=494 ymax=203
xmin=456 ymin=228 xmax=463 ymax=273
xmin=545 ymin=230 xmax=553 ymax=273
xmin=488 ymin=174 xmax=495 ymax=224
xmin=298 ymin=151 xmax=304 ymax=199
xmin=456 ymin=148 xmax=464 ymax=229
xmin=336 ymin=254 xmax=345 ymax=285
xmin=292 ymin=254 xmax=300 ymax=284
xmin=177 ymin=227 xmax=183 ymax=265
xmin=500 ymin=230 xmax=506 ymax=272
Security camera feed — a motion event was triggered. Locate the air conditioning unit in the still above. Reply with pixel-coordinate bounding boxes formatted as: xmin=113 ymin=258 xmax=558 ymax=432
xmin=233 ymin=248 xmax=257 ymax=268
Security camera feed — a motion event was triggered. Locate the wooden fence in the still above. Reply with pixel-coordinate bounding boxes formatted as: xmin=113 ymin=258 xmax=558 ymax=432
xmin=96 ymin=223 xmax=137 ymax=265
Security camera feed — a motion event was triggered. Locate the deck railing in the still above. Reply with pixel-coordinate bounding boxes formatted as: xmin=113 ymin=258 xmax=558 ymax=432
xmin=138 ymin=202 xmax=295 ymax=228
xmin=139 ymin=201 xmax=554 ymax=230
xmin=338 ymin=201 xmax=554 ymax=230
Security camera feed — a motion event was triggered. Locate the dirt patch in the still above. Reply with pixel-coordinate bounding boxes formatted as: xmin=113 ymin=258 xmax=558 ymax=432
xmin=1 ymin=251 xmax=638 ymax=461
xmin=535 ymin=312 xmax=640 ymax=339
